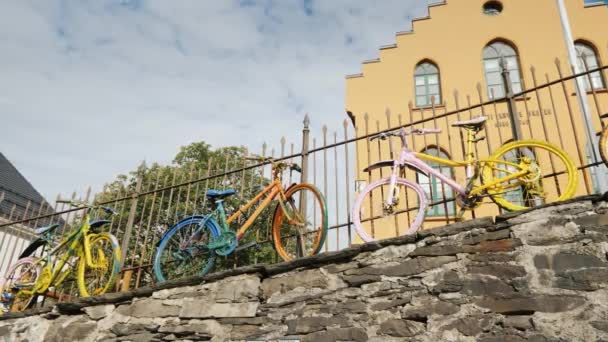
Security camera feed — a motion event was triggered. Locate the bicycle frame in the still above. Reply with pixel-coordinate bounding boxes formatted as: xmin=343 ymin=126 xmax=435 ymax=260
xmin=382 ymin=128 xmax=529 ymax=206
xmin=215 ymin=178 xmax=290 ymax=240
xmin=27 ymin=212 xmax=99 ymax=293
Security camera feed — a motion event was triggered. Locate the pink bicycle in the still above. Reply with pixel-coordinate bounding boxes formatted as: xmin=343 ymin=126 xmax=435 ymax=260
xmin=351 ymin=116 xmax=578 ymax=242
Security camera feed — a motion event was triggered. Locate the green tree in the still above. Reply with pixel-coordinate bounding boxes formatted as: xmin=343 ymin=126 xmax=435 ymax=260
xmin=94 ymin=141 xmax=279 ymax=287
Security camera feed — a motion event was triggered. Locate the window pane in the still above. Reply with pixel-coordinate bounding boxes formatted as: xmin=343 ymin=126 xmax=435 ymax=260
xmin=585 ymin=55 xmax=599 ymax=69
xmin=415 ymin=76 xmax=425 ymax=86
xmin=416 ymin=96 xmax=429 ymax=107
xmin=509 ymin=71 xmax=521 ymax=84
xmin=486 ymin=72 xmax=502 ymax=86
xmin=428 ymin=84 xmax=440 ymax=96
xmin=591 ymin=73 xmax=605 ymax=89
xmin=484 ymin=59 xmax=500 ymax=72
xmin=506 ymin=56 xmax=518 ymax=69
xmin=416 ymin=85 xmax=427 ymax=95
xmin=427 ymin=74 xmax=439 ymax=85
xmin=489 ymin=85 xmax=504 ymax=98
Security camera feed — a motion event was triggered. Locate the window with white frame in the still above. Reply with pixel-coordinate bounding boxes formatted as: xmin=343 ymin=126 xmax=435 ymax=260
xmin=414 ymin=62 xmax=442 ymax=107
xmin=483 ymin=41 xmax=522 ymax=99
xmin=575 ymin=42 xmax=605 ymax=91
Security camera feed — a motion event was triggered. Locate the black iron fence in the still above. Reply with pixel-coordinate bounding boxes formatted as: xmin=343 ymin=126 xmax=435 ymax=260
xmin=0 ymin=53 xmax=607 ymax=304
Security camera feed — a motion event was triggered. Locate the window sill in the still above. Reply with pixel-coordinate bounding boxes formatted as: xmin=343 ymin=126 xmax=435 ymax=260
xmin=571 ymin=89 xmax=608 ymax=96
xmin=412 ymin=104 xmax=446 ymax=111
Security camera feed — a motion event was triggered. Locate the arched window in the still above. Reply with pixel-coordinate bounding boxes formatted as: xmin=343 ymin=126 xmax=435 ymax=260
xmin=414 ymin=62 xmax=442 ymax=107
xmin=483 ymin=41 xmax=522 ymax=99
xmin=416 ymin=147 xmax=455 ymax=217
xmin=575 ymin=42 xmax=605 ymax=90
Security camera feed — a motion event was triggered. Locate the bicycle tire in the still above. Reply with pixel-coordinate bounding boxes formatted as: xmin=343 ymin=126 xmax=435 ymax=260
xmin=599 ymin=127 xmax=608 ymax=168
xmin=482 ymin=139 xmax=578 ymax=211
xmin=351 ymin=177 xmax=427 ymax=242
xmin=153 ymin=216 xmax=219 ymax=283
xmin=272 ymin=183 xmax=328 ymax=261
xmin=2 ymin=257 xmax=40 ymax=312
xmin=77 ymin=233 xmax=121 ymax=297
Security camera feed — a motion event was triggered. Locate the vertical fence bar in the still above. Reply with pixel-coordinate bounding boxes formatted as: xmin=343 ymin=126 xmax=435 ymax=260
xmin=119 ymin=163 xmax=145 ymax=291
xmin=343 ymin=119 xmax=352 ymax=247
xmin=333 ymin=131 xmax=340 ymax=250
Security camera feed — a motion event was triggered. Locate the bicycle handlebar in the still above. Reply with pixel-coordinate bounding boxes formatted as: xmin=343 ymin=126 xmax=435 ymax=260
xmin=369 ymin=127 xmax=442 ymax=141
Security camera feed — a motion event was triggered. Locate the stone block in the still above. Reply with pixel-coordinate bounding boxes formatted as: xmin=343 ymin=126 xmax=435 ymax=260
xmin=179 ymin=299 xmax=259 ymax=318
xmin=341 ymin=274 xmax=381 ymax=287
xmin=286 ymin=316 xmax=351 ymax=334
xmin=410 ymin=239 xmax=521 ymax=256
xmin=461 ymin=276 xmax=516 ymax=297
xmin=552 ymin=252 xmax=607 ymax=272
xmin=120 ymin=298 xmax=180 ymax=318
xmin=555 ymin=268 xmax=608 ymax=291
xmin=504 ymin=316 xmax=534 ymax=331
xmin=476 ymin=294 xmax=585 ymax=314
xmin=401 ymin=297 xmax=459 ymax=319
xmin=261 ymin=268 xmax=344 ymax=299
xmin=84 ymin=304 xmax=115 ymax=321
xmin=301 ymin=327 xmax=368 ymax=342
xmin=371 ymin=297 xmax=412 ymax=311
xmin=380 ymin=319 xmax=426 ymax=337
xmin=467 ymin=264 xmax=526 ymax=280
xmin=348 ymin=256 xmax=457 ymax=277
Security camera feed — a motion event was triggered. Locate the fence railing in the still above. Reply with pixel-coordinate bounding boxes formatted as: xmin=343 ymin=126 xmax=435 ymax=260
xmin=0 ymin=53 xmax=607 ymax=305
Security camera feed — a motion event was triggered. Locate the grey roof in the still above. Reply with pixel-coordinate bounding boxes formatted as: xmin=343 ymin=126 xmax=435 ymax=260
xmin=0 ymin=152 xmax=52 ymax=226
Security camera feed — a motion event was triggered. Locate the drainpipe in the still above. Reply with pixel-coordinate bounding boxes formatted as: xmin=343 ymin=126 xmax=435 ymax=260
xmin=555 ymin=0 xmax=607 ymax=192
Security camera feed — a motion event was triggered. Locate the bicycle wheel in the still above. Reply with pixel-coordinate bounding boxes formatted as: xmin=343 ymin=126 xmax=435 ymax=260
xmin=352 ymin=177 xmax=427 ymax=242
xmin=482 ymin=139 xmax=578 ymax=211
xmin=1 ymin=258 xmax=40 ymax=312
xmin=599 ymin=127 xmax=608 ymax=168
xmin=153 ymin=217 xmax=219 ymax=283
xmin=77 ymin=233 xmax=121 ymax=297
xmin=272 ymin=183 xmax=328 ymax=261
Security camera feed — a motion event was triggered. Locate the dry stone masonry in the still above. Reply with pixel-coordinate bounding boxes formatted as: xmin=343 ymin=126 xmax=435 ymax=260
xmin=2 ymin=195 xmax=608 ymax=341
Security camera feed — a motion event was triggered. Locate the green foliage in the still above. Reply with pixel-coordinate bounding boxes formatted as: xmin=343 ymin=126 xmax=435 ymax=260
xmin=93 ymin=141 xmax=279 ymax=285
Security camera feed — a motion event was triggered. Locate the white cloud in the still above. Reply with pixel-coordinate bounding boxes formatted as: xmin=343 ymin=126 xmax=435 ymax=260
xmin=0 ymin=0 xmax=430 ymax=199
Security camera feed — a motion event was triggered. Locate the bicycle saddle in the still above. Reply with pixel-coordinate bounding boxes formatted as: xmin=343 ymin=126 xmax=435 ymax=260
xmin=34 ymin=224 xmax=60 ymax=235
xmin=451 ymin=116 xmax=487 ymax=129
xmin=206 ymin=189 xmax=237 ymax=199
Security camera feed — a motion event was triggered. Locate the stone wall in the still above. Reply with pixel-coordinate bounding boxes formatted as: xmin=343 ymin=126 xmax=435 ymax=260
xmin=2 ymin=195 xmax=608 ymax=342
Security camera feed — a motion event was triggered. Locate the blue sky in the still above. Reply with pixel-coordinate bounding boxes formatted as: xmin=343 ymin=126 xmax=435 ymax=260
xmin=0 ymin=0 xmax=430 ymax=200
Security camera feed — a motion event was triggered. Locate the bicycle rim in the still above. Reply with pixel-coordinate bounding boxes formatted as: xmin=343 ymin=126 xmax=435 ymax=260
xmin=272 ymin=183 xmax=328 ymax=261
xmin=2 ymin=258 xmax=40 ymax=312
xmin=77 ymin=233 xmax=121 ymax=297
xmin=599 ymin=128 xmax=608 ymax=168
xmin=482 ymin=140 xmax=577 ymax=211
xmin=153 ymin=218 xmax=218 ymax=283
xmin=352 ymin=177 xmax=427 ymax=242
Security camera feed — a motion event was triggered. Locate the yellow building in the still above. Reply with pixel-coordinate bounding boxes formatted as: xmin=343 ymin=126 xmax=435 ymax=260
xmin=346 ymin=0 xmax=608 ymax=240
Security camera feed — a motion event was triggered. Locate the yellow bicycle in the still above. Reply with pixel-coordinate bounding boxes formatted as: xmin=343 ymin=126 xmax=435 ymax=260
xmin=352 ymin=116 xmax=578 ymax=241
xmin=1 ymin=201 xmax=121 ymax=312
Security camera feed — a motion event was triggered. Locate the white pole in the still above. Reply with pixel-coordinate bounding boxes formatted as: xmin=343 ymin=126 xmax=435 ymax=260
xmin=555 ymin=0 xmax=607 ymax=193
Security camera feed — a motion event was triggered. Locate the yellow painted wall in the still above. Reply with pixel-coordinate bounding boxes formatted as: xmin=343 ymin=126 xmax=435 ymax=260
xmin=346 ymin=0 xmax=608 ymax=241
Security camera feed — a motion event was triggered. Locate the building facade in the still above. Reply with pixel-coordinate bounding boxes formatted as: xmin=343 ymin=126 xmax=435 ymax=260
xmin=0 ymin=153 xmax=52 ymax=277
xmin=346 ymin=0 xmax=608 ymax=240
